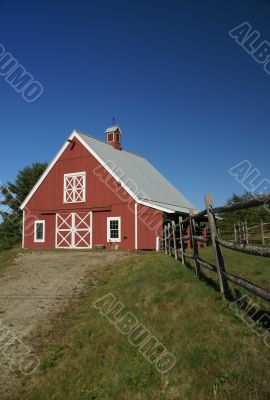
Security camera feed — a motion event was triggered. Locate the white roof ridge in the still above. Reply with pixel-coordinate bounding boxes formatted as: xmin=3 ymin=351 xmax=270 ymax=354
xmin=75 ymin=129 xmax=145 ymax=159
xmin=77 ymin=131 xmax=196 ymax=212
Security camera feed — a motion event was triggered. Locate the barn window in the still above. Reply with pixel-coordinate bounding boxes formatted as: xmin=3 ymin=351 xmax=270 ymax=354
xmin=34 ymin=220 xmax=45 ymax=243
xmin=107 ymin=133 xmax=113 ymax=142
xmin=107 ymin=217 xmax=121 ymax=242
xmin=64 ymin=172 xmax=86 ymax=203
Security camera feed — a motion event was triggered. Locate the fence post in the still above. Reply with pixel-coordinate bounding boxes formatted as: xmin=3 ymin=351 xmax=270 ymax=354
xmin=168 ymin=223 xmax=171 ymax=256
xmin=241 ymin=222 xmax=245 ymax=242
xmin=189 ymin=209 xmax=201 ymax=278
xmin=179 ymin=216 xmax=185 ymax=264
xmin=164 ymin=226 xmax=168 ymax=255
xmin=244 ymin=221 xmax=249 ymax=244
xmin=234 ymin=224 xmax=237 ymax=242
xmin=239 ymin=223 xmax=242 ymax=242
xmin=203 ymin=225 xmax=207 ymax=249
xmin=261 ymin=220 xmax=265 ymax=245
xmin=205 ymin=194 xmax=229 ymax=299
xmin=172 ymin=221 xmax=178 ymax=260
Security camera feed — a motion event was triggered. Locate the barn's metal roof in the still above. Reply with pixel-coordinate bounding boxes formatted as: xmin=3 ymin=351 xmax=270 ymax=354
xmin=76 ymin=130 xmax=196 ymax=213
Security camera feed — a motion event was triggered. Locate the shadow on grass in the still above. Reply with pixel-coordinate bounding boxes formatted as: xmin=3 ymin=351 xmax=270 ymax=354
xmin=232 ymin=288 xmax=270 ymax=330
xmin=184 ymin=259 xmax=270 ymax=333
xmin=185 ymin=259 xmax=222 ymax=295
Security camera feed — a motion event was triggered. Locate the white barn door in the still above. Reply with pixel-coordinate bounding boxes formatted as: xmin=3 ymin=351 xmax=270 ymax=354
xmin=56 ymin=212 xmax=92 ymax=249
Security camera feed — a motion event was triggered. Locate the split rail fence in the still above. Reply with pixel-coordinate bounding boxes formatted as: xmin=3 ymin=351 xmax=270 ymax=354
xmin=231 ymin=221 xmax=270 ymax=245
xmin=162 ymin=194 xmax=270 ymax=302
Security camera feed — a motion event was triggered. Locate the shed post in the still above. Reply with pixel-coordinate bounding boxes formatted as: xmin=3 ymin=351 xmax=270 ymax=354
xmin=164 ymin=226 xmax=168 ymax=254
xmin=179 ymin=216 xmax=185 ymax=264
xmin=189 ymin=209 xmax=201 ymax=278
xmin=172 ymin=221 xmax=177 ymax=260
xmin=168 ymin=223 xmax=171 ymax=256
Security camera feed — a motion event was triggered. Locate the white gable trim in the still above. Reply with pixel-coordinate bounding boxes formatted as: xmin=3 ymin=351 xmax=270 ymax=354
xmin=20 ymin=138 xmax=71 ymax=210
xmin=136 ymin=199 xmax=190 ymax=214
xmin=20 ymin=130 xmax=176 ymax=213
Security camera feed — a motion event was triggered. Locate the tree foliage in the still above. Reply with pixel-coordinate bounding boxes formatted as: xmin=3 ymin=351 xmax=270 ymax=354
xmin=218 ymin=192 xmax=270 ymax=233
xmin=0 ymin=163 xmax=47 ymax=250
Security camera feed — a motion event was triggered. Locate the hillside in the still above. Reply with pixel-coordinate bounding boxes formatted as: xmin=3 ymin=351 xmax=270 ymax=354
xmin=1 ymin=251 xmax=269 ymax=400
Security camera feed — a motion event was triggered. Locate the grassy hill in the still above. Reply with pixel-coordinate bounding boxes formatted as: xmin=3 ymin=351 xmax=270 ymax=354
xmin=3 ymin=251 xmax=270 ymax=400
xmin=193 ymin=246 xmax=270 ymax=292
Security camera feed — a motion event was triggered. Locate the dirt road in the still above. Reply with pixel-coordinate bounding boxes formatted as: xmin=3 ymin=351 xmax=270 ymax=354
xmin=0 ymin=250 xmax=131 ymax=392
xmin=0 ymin=250 xmax=126 ymax=338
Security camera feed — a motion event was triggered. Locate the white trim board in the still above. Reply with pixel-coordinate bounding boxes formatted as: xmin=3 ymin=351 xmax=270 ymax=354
xmin=20 ymin=130 xmax=183 ymax=214
xmin=134 ymin=202 xmax=138 ymax=250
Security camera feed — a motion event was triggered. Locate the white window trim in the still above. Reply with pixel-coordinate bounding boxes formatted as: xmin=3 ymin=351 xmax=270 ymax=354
xmin=107 ymin=132 xmax=114 ymax=142
xmin=63 ymin=171 xmax=86 ymax=204
xmin=34 ymin=220 xmax=45 ymax=243
xmin=107 ymin=217 xmax=121 ymax=243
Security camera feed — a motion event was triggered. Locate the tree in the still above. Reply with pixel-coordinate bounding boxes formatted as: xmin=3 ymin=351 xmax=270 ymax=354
xmin=0 ymin=162 xmax=47 ymax=250
xmin=218 ymin=191 xmax=270 ymax=234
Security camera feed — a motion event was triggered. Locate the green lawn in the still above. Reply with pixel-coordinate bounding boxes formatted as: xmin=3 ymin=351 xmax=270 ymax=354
xmin=194 ymin=246 xmax=270 ymax=299
xmin=5 ymin=252 xmax=270 ymax=400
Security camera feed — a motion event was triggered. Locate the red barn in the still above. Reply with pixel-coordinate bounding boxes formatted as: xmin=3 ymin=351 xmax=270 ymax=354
xmin=20 ymin=126 xmax=195 ymax=250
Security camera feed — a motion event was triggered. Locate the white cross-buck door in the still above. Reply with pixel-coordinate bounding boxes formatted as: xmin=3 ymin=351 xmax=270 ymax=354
xmin=56 ymin=212 xmax=92 ymax=249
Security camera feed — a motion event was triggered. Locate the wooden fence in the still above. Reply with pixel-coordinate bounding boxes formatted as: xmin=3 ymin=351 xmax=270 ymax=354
xmin=230 ymin=221 xmax=270 ymax=245
xmin=162 ymin=194 xmax=270 ymax=302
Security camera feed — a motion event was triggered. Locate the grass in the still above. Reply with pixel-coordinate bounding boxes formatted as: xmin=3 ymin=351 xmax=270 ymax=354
xmin=4 ymin=252 xmax=270 ymax=400
xmin=196 ymin=246 xmax=270 ymax=292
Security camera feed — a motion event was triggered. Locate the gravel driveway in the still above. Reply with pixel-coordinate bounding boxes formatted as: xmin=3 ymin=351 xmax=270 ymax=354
xmin=0 ymin=250 xmax=130 ymax=392
xmin=0 ymin=250 xmax=126 ymax=338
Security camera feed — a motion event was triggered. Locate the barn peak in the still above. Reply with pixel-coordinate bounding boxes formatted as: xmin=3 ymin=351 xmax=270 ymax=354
xmin=105 ymin=125 xmax=122 ymax=150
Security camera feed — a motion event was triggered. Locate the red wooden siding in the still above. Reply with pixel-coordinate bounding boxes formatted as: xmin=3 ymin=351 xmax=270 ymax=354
xmin=137 ymin=204 xmax=163 ymax=249
xmin=23 ymin=137 xmax=163 ymax=249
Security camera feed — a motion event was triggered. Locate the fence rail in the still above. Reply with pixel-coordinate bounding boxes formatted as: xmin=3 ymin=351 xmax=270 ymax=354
xmin=217 ymin=237 xmax=270 ymax=257
xmin=162 ymin=194 xmax=270 ymax=302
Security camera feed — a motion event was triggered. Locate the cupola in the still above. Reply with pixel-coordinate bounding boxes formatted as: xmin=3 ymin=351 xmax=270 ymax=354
xmin=105 ymin=125 xmax=122 ymax=150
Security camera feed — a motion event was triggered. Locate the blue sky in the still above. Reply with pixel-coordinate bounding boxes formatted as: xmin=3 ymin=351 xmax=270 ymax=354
xmin=0 ymin=0 xmax=270 ymax=210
